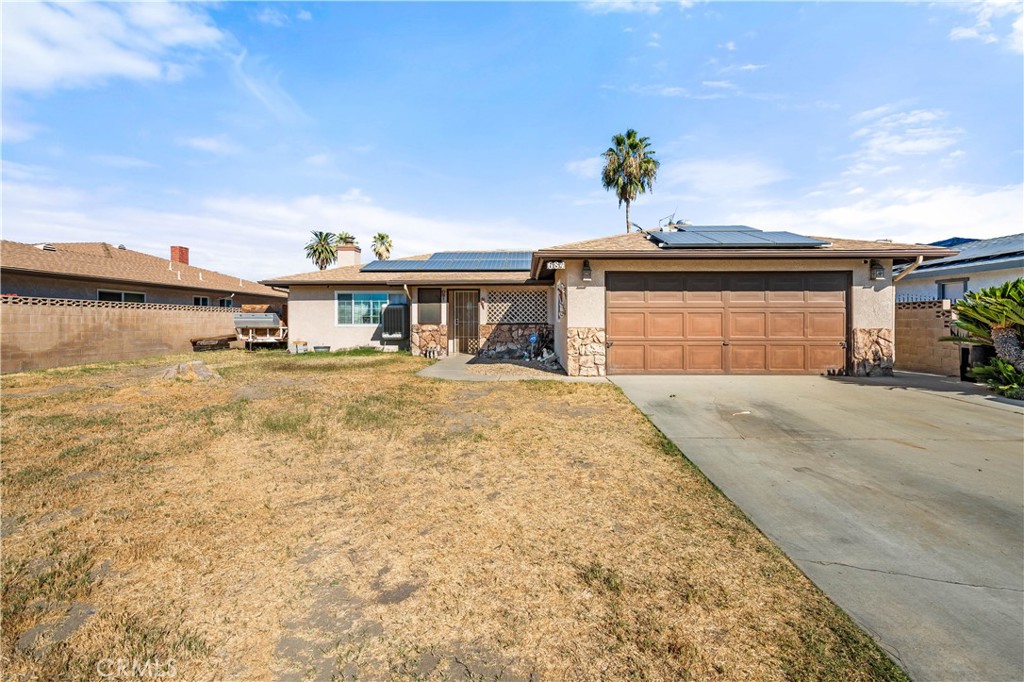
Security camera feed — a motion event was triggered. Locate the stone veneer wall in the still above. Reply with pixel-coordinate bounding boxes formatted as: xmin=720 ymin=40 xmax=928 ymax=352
xmin=410 ymin=324 xmax=448 ymax=357
xmin=566 ymin=327 xmax=606 ymax=377
xmin=1 ymin=296 xmax=237 ymax=373
xmin=894 ymin=300 xmax=960 ymax=376
xmin=479 ymin=323 xmax=553 ymax=358
xmin=851 ymin=328 xmax=895 ymax=377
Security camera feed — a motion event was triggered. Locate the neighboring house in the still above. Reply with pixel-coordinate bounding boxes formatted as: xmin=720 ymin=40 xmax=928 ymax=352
xmin=264 ymin=226 xmax=953 ymax=377
xmin=1 ymin=241 xmax=286 ymax=307
xmin=895 ymin=234 xmax=1024 ymax=301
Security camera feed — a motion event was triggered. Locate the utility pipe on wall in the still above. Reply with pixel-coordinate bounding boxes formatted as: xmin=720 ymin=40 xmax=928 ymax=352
xmin=893 ymin=255 xmax=925 ymax=283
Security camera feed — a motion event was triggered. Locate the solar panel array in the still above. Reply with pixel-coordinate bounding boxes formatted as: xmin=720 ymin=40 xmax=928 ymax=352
xmin=361 ymin=251 xmax=533 ymax=272
xmin=650 ymin=228 xmax=828 ymax=249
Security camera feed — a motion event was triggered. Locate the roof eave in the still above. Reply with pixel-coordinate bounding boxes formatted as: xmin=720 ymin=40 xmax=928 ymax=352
xmin=529 ymin=247 xmax=958 ymax=278
xmin=6 ymin=266 xmax=286 ymax=298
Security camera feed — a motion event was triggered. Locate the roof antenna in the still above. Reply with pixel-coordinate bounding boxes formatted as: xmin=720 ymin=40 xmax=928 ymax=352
xmin=658 ymin=211 xmax=676 ymax=230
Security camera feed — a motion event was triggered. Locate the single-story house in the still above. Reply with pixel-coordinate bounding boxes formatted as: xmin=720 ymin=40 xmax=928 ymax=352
xmin=262 ymin=226 xmax=954 ymax=377
xmin=1 ymin=240 xmax=285 ymax=307
xmin=895 ymin=233 xmax=1023 ymax=301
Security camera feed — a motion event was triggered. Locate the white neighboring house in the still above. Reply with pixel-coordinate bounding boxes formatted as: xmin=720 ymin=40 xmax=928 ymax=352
xmin=896 ymin=234 xmax=1024 ymax=301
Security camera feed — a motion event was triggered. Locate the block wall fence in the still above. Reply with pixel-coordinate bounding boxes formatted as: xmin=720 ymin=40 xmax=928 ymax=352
xmin=1 ymin=297 xmax=237 ymax=373
xmin=894 ymin=299 xmax=961 ymax=376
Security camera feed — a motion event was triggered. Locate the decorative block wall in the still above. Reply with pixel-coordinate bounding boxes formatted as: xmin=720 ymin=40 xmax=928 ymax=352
xmin=1 ymin=296 xmax=237 ymax=373
xmin=894 ymin=300 xmax=960 ymax=376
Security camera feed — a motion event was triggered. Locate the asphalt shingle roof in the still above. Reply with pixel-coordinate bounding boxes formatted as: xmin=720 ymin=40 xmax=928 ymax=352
xmin=2 ymin=240 xmax=285 ymax=298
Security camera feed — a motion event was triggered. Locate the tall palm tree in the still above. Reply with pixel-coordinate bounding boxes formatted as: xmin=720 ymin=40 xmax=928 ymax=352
xmin=372 ymin=233 xmax=393 ymax=261
xmin=337 ymin=231 xmax=356 ymax=245
xmin=304 ymin=231 xmax=338 ymax=270
xmin=601 ymin=129 xmax=660 ymax=233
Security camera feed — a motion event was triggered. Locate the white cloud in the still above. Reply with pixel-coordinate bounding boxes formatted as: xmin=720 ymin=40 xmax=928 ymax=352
xmin=719 ymin=41 xmax=737 ymax=51
xmin=304 ymin=153 xmax=332 ymax=167
xmin=176 ymin=135 xmax=243 ymax=156
xmin=231 ymin=50 xmax=308 ymax=123
xmin=949 ymin=1 xmax=1023 ymax=53
xmin=648 ymin=31 xmax=661 ymax=48
xmin=1 ymin=2 xmax=223 ymax=91
xmin=702 ymin=80 xmax=736 ymax=89
xmin=581 ymin=1 xmax=661 ymax=15
xmin=254 ymin=8 xmax=289 ymax=27
xmin=661 ymin=158 xmax=789 ymax=196
xmin=565 ymin=156 xmax=605 ymax=179
xmin=296 ymin=9 xmax=313 ymax=22
xmin=1 ymin=119 xmax=43 ymax=143
xmin=1 ymin=171 xmax=549 ymax=280
xmin=91 ymin=155 xmax=157 ymax=169
xmin=848 ymin=107 xmax=963 ymax=166
xmin=735 ymin=184 xmax=1023 ymax=244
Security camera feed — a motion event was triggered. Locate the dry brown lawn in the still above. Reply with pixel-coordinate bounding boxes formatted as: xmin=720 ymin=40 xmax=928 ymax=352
xmin=1 ymin=350 xmax=906 ymax=681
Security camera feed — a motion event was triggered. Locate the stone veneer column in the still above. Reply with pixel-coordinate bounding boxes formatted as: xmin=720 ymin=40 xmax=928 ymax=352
xmin=851 ymin=327 xmax=894 ymax=376
xmin=566 ymin=327 xmax=606 ymax=377
xmin=410 ymin=324 xmax=448 ymax=357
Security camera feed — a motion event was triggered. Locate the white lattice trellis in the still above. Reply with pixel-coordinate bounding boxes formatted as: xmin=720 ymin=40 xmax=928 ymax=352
xmin=486 ymin=289 xmax=548 ymax=324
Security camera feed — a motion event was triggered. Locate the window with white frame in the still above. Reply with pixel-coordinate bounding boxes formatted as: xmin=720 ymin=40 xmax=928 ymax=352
xmin=193 ymin=296 xmax=210 ymax=306
xmin=98 ymin=289 xmax=146 ymax=303
xmin=218 ymin=298 xmax=233 ymax=308
xmin=938 ymin=279 xmax=968 ymax=301
xmin=336 ymin=292 xmax=407 ymax=325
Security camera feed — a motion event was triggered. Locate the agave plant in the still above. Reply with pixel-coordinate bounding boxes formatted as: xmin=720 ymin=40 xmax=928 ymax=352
xmin=946 ymin=278 xmax=1024 ymax=371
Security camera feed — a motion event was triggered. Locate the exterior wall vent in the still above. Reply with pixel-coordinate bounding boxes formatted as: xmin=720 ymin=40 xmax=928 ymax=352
xmin=34 ymin=243 xmax=57 ymax=252
xmin=117 ymin=244 xmax=127 ymax=250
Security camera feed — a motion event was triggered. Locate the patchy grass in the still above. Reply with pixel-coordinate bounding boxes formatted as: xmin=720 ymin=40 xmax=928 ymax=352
xmin=1 ymin=349 xmax=906 ymax=681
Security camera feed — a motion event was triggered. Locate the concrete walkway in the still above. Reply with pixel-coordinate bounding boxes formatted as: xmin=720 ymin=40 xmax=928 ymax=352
xmin=417 ymin=354 xmax=608 ymax=383
xmin=612 ymin=372 xmax=1024 ymax=682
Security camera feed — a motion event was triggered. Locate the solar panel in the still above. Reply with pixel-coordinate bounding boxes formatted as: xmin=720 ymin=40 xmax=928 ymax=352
xmin=650 ymin=229 xmax=828 ymax=249
xmin=676 ymin=224 xmax=760 ymax=232
xmin=360 ymin=251 xmax=533 ymax=272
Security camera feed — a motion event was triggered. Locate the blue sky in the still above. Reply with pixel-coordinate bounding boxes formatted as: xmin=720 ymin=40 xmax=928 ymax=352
xmin=3 ymin=1 xmax=1022 ymax=280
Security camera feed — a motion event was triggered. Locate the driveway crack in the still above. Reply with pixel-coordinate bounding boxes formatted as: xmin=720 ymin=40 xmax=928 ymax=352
xmin=798 ymin=559 xmax=1024 ymax=592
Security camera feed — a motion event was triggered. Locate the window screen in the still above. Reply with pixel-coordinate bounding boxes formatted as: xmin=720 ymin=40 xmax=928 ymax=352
xmin=419 ymin=288 xmax=442 ymax=325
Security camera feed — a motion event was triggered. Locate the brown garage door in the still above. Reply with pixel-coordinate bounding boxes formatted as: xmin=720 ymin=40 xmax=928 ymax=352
xmin=606 ymin=271 xmax=848 ymax=374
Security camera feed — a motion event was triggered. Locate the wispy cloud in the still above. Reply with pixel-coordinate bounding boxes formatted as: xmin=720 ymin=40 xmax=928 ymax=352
xmin=719 ymin=40 xmax=737 ymax=51
xmin=1 ymin=118 xmax=43 ymax=143
xmin=661 ymin=157 xmax=789 ymax=196
xmin=565 ymin=156 xmax=604 ymax=179
xmin=949 ymin=1 xmax=1022 ymax=53
xmin=850 ymin=107 xmax=962 ymax=161
xmin=91 ymin=154 xmax=157 ymax=169
xmin=177 ymin=135 xmax=243 ymax=156
xmin=296 ymin=9 xmax=313 ymax=22
xmin=231 ymin=50 xmax=308 ymax=123
xmin=1 ymin=2 xmax=223 ymax=91
xmin=702 ymin=80 xmax=736 ymax=89
xmin=254 ymin=8 xmax=289 ymax=27
xmin=648 ymin=31 xmax=661 ymax=48
xmin=581 ymin=1 xmax=661 ymax=15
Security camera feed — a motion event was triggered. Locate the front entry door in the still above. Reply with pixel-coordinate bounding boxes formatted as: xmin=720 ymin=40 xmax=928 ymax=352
xmin=449 ymin=290 xmax=480 ymax=354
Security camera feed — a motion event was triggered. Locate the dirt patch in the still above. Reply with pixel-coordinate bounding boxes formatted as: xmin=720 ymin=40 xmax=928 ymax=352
xmin=465 ymin=357 xmax=565 ymax=377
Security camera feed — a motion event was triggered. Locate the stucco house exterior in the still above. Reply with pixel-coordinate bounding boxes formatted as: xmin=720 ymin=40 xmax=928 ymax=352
xmin=1 ymin=240 xmax=285 ymax=307
xmin=895 ymin=233 xmax=1024 ymax=301
xmin=263 ymin=226 xmax=954 ymax=377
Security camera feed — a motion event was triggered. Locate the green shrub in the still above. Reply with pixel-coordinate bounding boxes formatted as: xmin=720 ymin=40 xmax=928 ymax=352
xmin=971 ymin=358 xmax=1024 ymax=400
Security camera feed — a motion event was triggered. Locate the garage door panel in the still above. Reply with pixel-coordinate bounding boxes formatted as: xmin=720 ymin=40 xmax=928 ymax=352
xmin=686 ymin=312 xmax=724 ymax=338
xmin=769 ymin=345 xmax=806 ymax=371
xmin=807 ymin=312 xmax=846 ymax=338
xmin=685 ymin=274 xmax=725 ymax=303
xmin=687 ymin=345 xmax=725 ymax=372
xmin=730 ymin=345 xmax=768 ymax=372
xmin=648 ymin=345 xmax=684 ymax=371
xmin=729 ymin=311 xmax=767 ymax=338
xmin=647 ymin=312 xmax=684 ymax=338
xmin=769 ymin=312 xmax=806 ymax=338
xmin=808 ymin=345 xmax=845 ymax=372
xmin=608 ymin=344 xmax=645 ymax=372
xmin=606 ymin=271 xmax=847 ymax=375
xmin=607 ymin=311 xmax=645 ymax=338
xmin=729 ymin=274 xmax=769 ymax=303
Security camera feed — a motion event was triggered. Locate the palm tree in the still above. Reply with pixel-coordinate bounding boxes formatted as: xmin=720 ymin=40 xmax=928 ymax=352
xmin=337 ymin=231 xmax=356 ymax=245
xmin=601 ymin=129 xmax=660 ymax=233
xmin=947 ymin=278 xmax=1024 ymax=371
xmin=304 ymin=231 xmax=338 ymax=270
xmin=372 ymin=233 xmax=393 ymax=261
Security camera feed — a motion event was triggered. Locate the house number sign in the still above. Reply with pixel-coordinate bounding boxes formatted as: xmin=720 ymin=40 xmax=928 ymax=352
xmin=546 ymin=261 xmax=566 ymax=270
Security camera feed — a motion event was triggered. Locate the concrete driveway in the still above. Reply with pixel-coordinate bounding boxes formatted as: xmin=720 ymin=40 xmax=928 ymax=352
xmin=612 ymin=373 xmax=1024 ymax=682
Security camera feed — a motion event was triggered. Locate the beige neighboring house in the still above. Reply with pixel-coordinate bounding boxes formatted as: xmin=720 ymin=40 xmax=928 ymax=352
xmin=1 ymin=241 xmax=285 ymax=306
xmin=263 ymin=227 xmax=954 ymax=377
